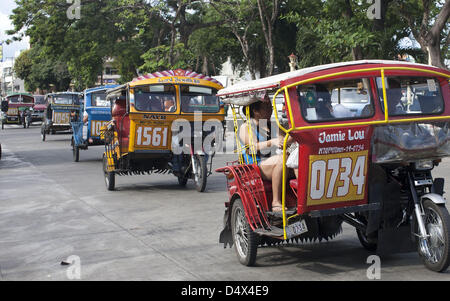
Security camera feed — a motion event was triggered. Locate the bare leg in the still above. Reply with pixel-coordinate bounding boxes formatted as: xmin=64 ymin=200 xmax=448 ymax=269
xmin=259 ymin=155 xmax=284 ymax=211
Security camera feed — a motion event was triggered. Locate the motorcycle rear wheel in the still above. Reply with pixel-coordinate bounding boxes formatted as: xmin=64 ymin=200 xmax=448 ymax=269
xmin=193 ymin=155 xmax=207 ymax=192
xmin=419 ymin=199 xmax=450 ymax=272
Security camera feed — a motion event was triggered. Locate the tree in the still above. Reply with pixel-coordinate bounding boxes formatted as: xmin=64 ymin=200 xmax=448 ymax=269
xmin=13 ymin=47 xmax=71 ymax=92
xmin=286 ymin=0 xmax=412 ymax=67
xmin=394 ymin=0 xmax=450 ymax=69
xmin=140 ymin=43 xmax=195 ymax=72
xmin=211 ymin=0 xmax=261 ymax=79
xmin=256 ymin=0 xmax=280 ymax=76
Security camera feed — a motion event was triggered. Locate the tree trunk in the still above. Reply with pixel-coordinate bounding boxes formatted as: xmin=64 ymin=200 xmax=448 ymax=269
xmin=343 ymin=0 xmax=365 ymax=60
xmin=398 ymin=0 xmax=450 ymax=69
xmin=256 ymin=0 xmax=279 ymax=76
xmin=202 ymin=56 xmax=208 ymax=75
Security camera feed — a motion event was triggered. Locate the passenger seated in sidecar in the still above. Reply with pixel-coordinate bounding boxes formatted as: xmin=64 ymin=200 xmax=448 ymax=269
xmin=239 ymin=96 xmax=294 ymax=212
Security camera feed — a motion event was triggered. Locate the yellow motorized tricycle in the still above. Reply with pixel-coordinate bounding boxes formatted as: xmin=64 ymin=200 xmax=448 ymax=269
xmin=102 ymin=69 xmax=225 ymax=191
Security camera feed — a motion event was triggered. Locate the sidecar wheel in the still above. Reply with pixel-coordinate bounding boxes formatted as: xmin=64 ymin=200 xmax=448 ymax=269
xmin=355 ymin=214 xmax=377 ymax=251
xmin=419 ymin=199 xmax=450 ymax=272
xmin=103 ymin=154 xmax=115 ymax=191
xmin=231 ymin=198 xmax=259 ymax=266
xmin=73 ymin=145 xmax=79 ymax=162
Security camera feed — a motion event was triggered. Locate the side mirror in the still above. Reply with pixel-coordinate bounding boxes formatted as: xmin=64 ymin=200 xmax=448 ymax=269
xmin=1 ymin=100 xmax=8 ymax=113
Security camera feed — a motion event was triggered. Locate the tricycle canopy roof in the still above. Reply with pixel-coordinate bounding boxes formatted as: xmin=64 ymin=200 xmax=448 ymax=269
xmin=84 ymin=85 xmax=118 ymax=94
xmin=130 ymin=69 xmax=223 ymax=89
xmin=217 ymin=60 xmax=450 ymax=105
xmin=6 ymin=92 xmax=33 ymax=98
xmin=105 ymin=69 xmax=224 ymax=100
xmin=45 ymin=92 xmax=83 ymax=97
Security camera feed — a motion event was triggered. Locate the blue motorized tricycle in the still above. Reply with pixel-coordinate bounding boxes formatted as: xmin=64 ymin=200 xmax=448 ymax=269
xmin=71 ymin=85 xmax=118 ymax=162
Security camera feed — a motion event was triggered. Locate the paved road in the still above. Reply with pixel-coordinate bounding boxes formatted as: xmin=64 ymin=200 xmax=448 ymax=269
xmin=1 ymin=123 xmax=450 ymax=281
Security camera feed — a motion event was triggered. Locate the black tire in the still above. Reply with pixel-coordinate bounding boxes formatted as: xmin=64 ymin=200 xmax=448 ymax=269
xmin=419 ymin=199 xmax=450 ymax=272
xmin=103 ymin=154 xmax=115 ymax=191
xmin=1 ymin=121 xmax=4 ymax=130
xmin=73 ymin=145 xmax=79 ymax=162
xmin=231 ymin=198 xmax=259 ymax=266
xmin=355 ymin=214 xmax=377 ymax=251
xmin=356 ymin=229 xmax=378 ymax=252
xmin=41 ymin=127 xmax=46 ymax=141
xmin=178 ymin=175 xmax=188 ymax=187
xmin=193 ymin=155 xmax=207 ymax=192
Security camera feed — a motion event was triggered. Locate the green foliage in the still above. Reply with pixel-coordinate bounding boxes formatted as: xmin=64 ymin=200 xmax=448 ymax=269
xmin=140 ymin=43 xmax=195 ymax=73
xmin=13 ymin=47 xmax=71 ymax=92
xmin=7 ymin=0 xmax=449 ymax=93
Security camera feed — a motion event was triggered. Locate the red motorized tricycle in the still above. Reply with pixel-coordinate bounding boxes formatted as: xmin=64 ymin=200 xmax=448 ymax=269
xmin=216 ymin=60 xmax=450 ymax=272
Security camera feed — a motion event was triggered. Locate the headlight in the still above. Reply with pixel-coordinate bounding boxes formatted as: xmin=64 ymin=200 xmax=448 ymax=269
xmin=414 ymin=160 xmax=434 ymax=170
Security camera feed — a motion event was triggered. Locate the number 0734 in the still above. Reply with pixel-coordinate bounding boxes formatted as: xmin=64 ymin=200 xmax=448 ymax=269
xmin=307 ymin=150 xmax=368 ymax=206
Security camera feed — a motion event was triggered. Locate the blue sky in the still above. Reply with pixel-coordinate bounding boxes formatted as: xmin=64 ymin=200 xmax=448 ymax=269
xmin=0 ymin=0 xmax=29 ymax=60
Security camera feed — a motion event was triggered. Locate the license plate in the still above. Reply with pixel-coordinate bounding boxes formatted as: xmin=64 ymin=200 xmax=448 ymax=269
xmin=285 ymin=219 xmax=308 ymax=239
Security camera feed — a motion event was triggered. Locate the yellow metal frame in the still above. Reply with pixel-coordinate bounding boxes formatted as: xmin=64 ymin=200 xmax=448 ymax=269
xmin=270 ymin=66 xmax=450 ymax=239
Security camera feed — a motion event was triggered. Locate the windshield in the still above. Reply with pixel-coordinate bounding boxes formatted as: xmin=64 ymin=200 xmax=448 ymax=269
xmin=34 ymin=96 xmax=45 ymax=104
xmin=298 ymin=78 xmax=374 ymax=122
xmin=376 ymin=76 xmax=444 ymax=116
xmin=52 ymin=94 xmax=80 ymax=105
xmin=91 ymin=92 xmax=109 ymax=107
xmin=134 ymin=85 xmax=176 ymax=112
xmin=8 ymin=95 xmax=33 ymax=104
xmin=180 ymin=85 xmax=220 ymax=113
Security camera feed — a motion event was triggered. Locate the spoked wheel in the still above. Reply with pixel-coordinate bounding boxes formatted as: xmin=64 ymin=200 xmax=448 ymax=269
xmin=193 ymin=154 xmax=207 ymax=192
xmin=418 ymin=199 xmax=450 ymax=272
xmin=231 ymin=198 xmax=259 ymax=266
xmin=103 ymin=154 xmax=115 ymax=191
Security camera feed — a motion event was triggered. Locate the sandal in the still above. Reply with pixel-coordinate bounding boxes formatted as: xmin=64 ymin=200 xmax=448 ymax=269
xmin=271 ymin=205 xmax=287 ymax=212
